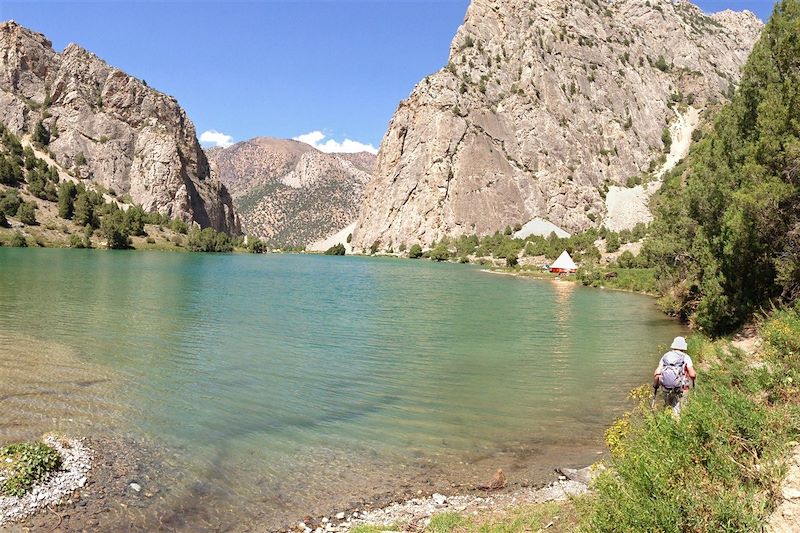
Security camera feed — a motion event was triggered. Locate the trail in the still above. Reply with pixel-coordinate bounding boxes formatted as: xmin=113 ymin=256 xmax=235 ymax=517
xmin=603 ymin=107 xmax=700 ymax=231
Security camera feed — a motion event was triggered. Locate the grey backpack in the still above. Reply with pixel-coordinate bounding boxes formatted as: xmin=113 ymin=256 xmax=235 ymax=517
xmin=659 ymin=350 xmax=685 ymax=389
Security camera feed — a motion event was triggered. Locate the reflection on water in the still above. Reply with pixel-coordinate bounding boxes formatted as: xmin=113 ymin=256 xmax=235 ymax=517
xmin=0 ymin=249 xmax=686 ymax=529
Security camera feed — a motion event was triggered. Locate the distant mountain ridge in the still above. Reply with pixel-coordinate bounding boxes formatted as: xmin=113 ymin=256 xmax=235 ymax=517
xmin=0 ymin=21 xmax=240 ymax=234
xmin=207 ymin=137 xmax=375 ymax=246
xmin=352 ymin=0 xmax=762 ymax=250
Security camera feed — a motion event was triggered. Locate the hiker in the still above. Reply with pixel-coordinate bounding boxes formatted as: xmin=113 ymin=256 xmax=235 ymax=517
xmin=653 ymin=336 xmax=696 ymax=416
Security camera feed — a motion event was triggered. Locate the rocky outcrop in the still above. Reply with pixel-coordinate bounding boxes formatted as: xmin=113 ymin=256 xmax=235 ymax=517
xmin=352 ymin=0 xmax=761 ymax=250
xmin=207 ymin=137 xmax=374 ymax=246
xmin=0 ymin=21 xmax=240 ymax=233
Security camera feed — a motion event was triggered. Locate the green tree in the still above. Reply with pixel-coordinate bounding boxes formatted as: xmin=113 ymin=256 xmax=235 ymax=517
xmin=33 ymin=121 xmax=50 ymax=146
xmin=58 ymin=181 xmax=77 ymax=219
xmin=0 ymin=189 xmax=22 ymax=217
xmin=644 ymin=0 xmax=800 ymax=332
xmin=429 ymin=243 xmax=451 ymax=262
xmin=324 ymin=243 xmax=346 ymax=256
xmin=9 ymin=231 xmax=27 ymax=247
xmin=606 ymin=232 xmax=621 ymax=253
xmin=15 ymin=201 xmax=36 ymax=225
xmin=72 ymin=193 xmax=96 ymax=228
xmin=408 ymin=244 xmax=423 ymax=259
xmin=100 ymin=210 xmax=130 ymax=249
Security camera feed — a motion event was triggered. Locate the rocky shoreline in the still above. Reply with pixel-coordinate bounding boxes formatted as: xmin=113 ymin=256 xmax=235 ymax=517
xmin=291 ymin=471 xmax=592 ymax=533
xmin=3 ymin=432 xmax=597 ymax=532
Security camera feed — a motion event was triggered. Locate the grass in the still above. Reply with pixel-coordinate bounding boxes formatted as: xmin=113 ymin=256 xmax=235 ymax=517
xmin=581 ymin=309 xmax=800 ymax=532
xmin=0 ymin=440 xmax=63 ymax=497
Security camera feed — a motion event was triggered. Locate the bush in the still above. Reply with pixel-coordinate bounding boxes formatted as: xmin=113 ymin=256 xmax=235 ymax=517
xmin=170 ymin=218 xmax=189 ymax=234
xmin=429 ymin=243 xmax=451 ymax=262
xmin=0 ymin=188 xmax=22 ymax=217
xmin=68 ymin=234 xmax=85 ymax=248
xmin=346 ymin=233 xmax=352 ymax=243
xmin=248 ymin=237 xmax=267 ymax=253
xmin=187 ymin=227 xmax=233 ymax=253
xmin=661 ymin=127 xmax=672 ymax=153
xmin=654 ymin=55 xmax=670 ymax=72
xmin=408 ymin=244 xmax=423 ymax=259
xmin=33 ymin=121 xmax=50 ymax=146
xmin=15 ymin=201 xmax=36 ymax=225
xmin=584 ymin=336 xmax=799 ymax=532
xmin=0 ymin=441 xmax=62 ymax=497
xmin=605 ymin=232 xmax=621 ymax=253
xmin=324 ymin=243 xmax=346 ymax=256
xmin=100 ymin=210 xmax=130 ymax=249
xmin=0 ymin=210 xmax=6 ymax=227
xmin=369 ymin=240 xmax=380 ymax=254
xmin=8 ymin=231 xmax=27 ymax=247
xmin=58 ymin=181 xmax=77 ymax=219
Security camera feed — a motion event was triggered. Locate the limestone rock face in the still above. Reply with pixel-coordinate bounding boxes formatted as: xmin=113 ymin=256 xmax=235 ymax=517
xmin=207 ymin=137 xmax=374 ymax=246
xmin=352 ymin=0 xmax=761 ymax=250
xmin=0 ymin=21 xmax=240 ymax=233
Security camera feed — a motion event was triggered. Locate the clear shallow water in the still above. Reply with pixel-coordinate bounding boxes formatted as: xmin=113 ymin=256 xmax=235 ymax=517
xmin=0 ymin=249 xmax=685 ymax=529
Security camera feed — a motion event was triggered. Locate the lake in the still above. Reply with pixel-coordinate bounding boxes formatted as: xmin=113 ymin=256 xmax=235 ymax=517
xmin=0 ymin=249 xmax=685 ymax=530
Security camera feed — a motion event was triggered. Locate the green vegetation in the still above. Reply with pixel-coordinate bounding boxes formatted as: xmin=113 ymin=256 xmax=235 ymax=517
xmin=32 ymin=120 xmax=50 ymax=146
xmin=187 ymin=227 xmax=233 ymax=253
xmin=324 ymin=243 xmax=346 ymax=255
xmin=582 ymin=309 xmax=800 ymax=532
xmin=0 ymin=440 xmax=62 ymax=497
xmin=248 ymin=236 xmax=267 ymax=253
xmin=8 ymin=230 xmax=27 ymax=247
xmin=643 ymin=0 xmax=800 ymax=334
xmin=408 ymin=243 xmax=423 ymax=259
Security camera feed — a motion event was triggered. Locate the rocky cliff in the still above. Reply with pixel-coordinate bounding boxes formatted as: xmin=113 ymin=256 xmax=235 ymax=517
xmin=207 ymin=137 xmax=374 ymax=246
xmin=352 ymin=0 xmax=761 ymax=250
xmin=0 ymin=21 xmax=240 ymax=233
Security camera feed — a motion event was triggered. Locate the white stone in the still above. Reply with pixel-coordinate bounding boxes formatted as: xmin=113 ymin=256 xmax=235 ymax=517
xmin=335 ymin=512 xmax=346 ymax=520
xmin=432 ymin=493 xmax=447 ymax=506
xmin=129 ymin=482 xmax=142 ymax=493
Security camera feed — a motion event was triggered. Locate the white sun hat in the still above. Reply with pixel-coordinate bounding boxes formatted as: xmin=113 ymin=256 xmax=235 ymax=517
xmin=671 ymin=336 xmax=688 ymax=351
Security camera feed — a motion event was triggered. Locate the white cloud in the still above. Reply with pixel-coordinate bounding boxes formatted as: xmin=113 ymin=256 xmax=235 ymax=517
xmin=199 ymin=129 xmax=234 ymax=148
xmin=293 ymin=130 xmax=378 ymax=155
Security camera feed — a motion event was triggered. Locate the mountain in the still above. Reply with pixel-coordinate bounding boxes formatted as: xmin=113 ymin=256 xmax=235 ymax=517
xmin=0 ymin=21 xmax=240 ymax=234
xmin=207 ymin=137 xmax=375 ymax=246
xmin=352 ymin=0 xmax=762 ymax=251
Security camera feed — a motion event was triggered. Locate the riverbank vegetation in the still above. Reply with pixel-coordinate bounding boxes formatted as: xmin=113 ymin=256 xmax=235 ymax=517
xmin=0 ymin=440 xmax=62 ymax=497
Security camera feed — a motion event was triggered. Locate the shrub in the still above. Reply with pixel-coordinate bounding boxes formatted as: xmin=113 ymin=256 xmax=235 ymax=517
xmin=324 ymin=243 xmax=345 ymax=256
xmin=346 ymin=233 xmax=352 ymax=243
xmin=248 ymin=237 xmax=267 ymax=253
xmin=187 ymin=227 xmax=233 ymax=253
xmin=369 ymin=240 xmax=380 ymax=254
xmin=33 ymin=121 xmax=50 ymax=146
xmin=100 ymin=210 xmax=130 ymax=249
xmin=605 ymin=232 xmax=621 ymax=253
xmin=0 ymin=210 xmax=5 ymax=227
xmin=68 ymin=234 xmax=84 ymax=248
xmin=0 ymin=441 xmax=62 ymax=497
xmin=8 ymin=231 xmax=27 ymax=247
xmin=429 ymin=244 xmax=451 ymax=262
xmin=654 ymin=55 xmax=670 ymax=72
xmin=168 ymin=218 xmax=188 ymax=234
xmin=661 ymin=127 xmax=672 ymax=152
xmin=0 ymin=442 xmax=62 ymax=496
xmin=408 ymin=244 xmax=423 ymax=259
xmin=0 ymin=188 xmax=22 ymax=217
xmin=58 ymin=181 xmax=77 ymax=219
xmin=16 ymin=201 xmax=37 ymax=225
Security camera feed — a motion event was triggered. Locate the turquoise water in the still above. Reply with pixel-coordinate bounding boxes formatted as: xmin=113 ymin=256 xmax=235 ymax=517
xmin=0 ymin=249 xmax=685 ymax=529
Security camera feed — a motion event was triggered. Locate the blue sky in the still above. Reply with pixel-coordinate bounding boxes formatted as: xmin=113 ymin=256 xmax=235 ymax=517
xmin=0 ymin=1 xmax=778 ymax=153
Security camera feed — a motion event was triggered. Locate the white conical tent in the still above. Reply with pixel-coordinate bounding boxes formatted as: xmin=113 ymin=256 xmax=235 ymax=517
xmin=550 ymin=250 xmax=578 ymax=273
